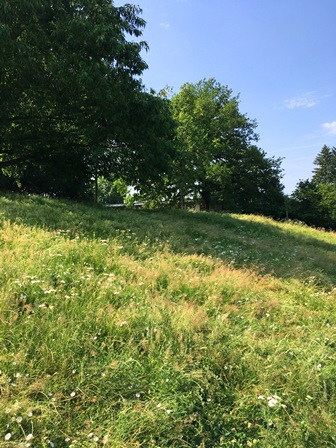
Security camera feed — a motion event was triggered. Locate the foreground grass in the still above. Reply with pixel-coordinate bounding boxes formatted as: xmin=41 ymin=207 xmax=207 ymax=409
xmin=1 ymin=193 xmax=336 ymax=447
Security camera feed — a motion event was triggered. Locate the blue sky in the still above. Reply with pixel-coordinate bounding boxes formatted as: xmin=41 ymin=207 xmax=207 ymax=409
xmin=117 ymin=0 xmax=336 ymax=193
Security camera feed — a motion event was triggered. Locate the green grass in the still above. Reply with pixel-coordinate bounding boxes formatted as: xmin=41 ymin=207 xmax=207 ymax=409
xmin=1 ymin=192 xmax=336 ymax=447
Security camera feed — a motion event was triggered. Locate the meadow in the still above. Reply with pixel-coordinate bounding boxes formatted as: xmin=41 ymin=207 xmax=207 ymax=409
xmin=1 ymin=192 xmax=336 ymax=447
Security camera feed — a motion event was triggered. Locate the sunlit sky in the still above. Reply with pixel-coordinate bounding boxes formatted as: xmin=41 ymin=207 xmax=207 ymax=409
xmin=116 ymin=0 xmax=336 ymax=193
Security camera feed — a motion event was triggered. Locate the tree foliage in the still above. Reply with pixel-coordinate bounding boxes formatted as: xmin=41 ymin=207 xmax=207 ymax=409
xmin=0 ymin=0 xmax=174 ymax=198
xmin=96 ymin=177 xmax=127 ymax=204
xmin=290 ymin=145 xmax=336 ymax=228
xmin=168 ymin=78 xmax=284 ymax=214
xmin=313 ymin=145 xmax=336 ymax=185
xmin=0 ymin=5 xmax=286 ymax=213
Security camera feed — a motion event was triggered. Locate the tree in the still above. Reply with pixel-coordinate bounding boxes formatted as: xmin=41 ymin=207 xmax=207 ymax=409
xmin=313 ymin=145 xmax=336 ymax=185
xmin=105 ymin=90 xmax=176 ymax=191
xmin=169 ymin=78 xmax=284 ymax=213
xmin=0 ymin=0 xmax=173 ymax=198
xmin=96 ymin=177 xmax=128 ymax=204
xmin=206 ymin=144 xmax=284 ymax=215
xmin=290 ymin=146 xmax=336 ymax=228
xmin=290 ymin=180 xmax=328 ymax=227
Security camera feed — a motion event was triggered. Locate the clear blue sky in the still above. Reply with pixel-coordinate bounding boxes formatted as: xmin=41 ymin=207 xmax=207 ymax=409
xmin=117 ymin=0 xmax=336 ymax=193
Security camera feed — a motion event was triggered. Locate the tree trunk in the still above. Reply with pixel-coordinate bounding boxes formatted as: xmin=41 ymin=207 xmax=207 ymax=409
xmin=180 ymin=162 xmax=185 ymax=210
xmin=94 ymin=166 xmax=98 ymax=204
xmin=200 ymin=189 xmax=211 ymax=211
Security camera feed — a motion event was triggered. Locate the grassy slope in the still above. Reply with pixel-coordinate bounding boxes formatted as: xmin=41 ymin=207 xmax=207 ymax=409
xmin=1 ymin=192 xmax=336 ymax=447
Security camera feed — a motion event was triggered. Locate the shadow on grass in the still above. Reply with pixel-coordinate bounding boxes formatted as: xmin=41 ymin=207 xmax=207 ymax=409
xmin=1 ymin=192 xmax=335 ymax=287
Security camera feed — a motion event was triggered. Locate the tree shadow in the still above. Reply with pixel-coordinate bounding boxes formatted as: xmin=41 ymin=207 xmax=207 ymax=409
xmin=1 ymin=192 xmax=335 ymax=288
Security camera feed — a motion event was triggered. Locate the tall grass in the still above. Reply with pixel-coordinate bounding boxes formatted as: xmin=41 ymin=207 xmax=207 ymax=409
xmin=1 ymin=192 xmax=336 ymax=447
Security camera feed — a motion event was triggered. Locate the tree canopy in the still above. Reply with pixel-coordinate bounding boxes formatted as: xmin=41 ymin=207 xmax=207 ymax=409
xmin=0 ymin=0 xmax=174 ymax=198
xmin=290 ymin=145 xmax=336 ymax=228
xmin=1 ymin=4 xmax=286 ymax=216
xmin=168 ymin=79 xmax=284 ymax=213
xmin=313 ymin=145 xmax=336 ymax=185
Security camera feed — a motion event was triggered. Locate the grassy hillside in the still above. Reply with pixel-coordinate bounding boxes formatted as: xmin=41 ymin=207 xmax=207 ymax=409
xmin=1 ymin=192 xmax=336 ymax=447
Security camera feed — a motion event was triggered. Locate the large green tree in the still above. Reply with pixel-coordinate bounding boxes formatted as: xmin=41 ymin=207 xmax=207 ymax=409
xmin=0 ymin=0 xmax=173 ymax=197
xmin=313 ymin=145 xmax=336 ymax=185
xmin=291 ymin=145 xmax=336 ymax=228
xmin=169 ymin=78 xmax=284 ymax=213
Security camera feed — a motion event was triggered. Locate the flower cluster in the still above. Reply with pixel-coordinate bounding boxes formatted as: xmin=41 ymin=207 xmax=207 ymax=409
xmin=258 ymin=394 xmax=285 ymax=408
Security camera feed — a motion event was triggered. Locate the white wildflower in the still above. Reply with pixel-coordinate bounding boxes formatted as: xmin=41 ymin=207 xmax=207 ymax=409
xmin=267 ymin=395 xmax=280 ymax=407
